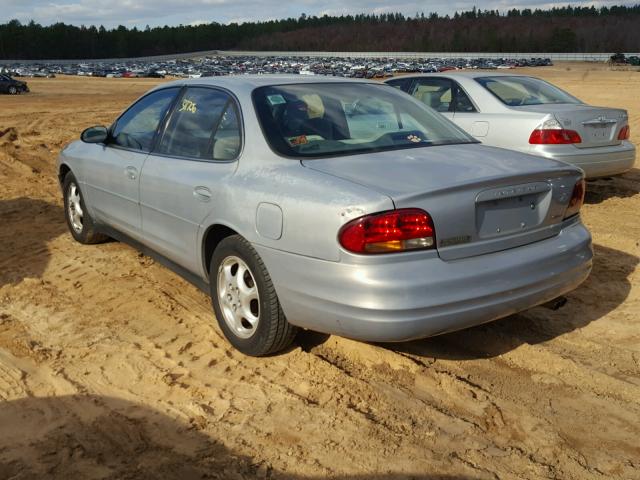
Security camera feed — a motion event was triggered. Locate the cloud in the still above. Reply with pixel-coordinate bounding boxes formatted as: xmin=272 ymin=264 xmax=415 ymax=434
xmin=2 ymin=0 xmax=637 ymax=28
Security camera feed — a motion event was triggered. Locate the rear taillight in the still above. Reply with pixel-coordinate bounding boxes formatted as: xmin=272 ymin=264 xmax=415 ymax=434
xmin=618 ymin=125 xmax=630 ymax=140
xmin=339 ymin=208 xmax=435 ymax=254
xmin=529 ymin=118 xmax=581 ymax=145
xmin=529 ymin=129 xmax=582 ymax=145
xmin=564 ymin=179 xmax=585 ymax=219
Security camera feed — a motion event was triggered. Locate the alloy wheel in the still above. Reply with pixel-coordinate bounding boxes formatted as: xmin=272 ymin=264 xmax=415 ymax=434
xmin=67 ymin=182 xmax=84 ymax=233
xmin=216 ymin=255 xmax=260 ymax=339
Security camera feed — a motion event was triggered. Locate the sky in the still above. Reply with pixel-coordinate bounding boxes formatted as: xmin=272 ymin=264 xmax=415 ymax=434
xmin=1 ymin=0 xmax=636 ymax=28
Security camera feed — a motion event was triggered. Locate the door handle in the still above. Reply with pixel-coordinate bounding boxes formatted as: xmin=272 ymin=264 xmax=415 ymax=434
xmin=125 ymin=166 xmax=138 ymax=180
xmin=193 ymin=186 xmax=212 ymax=202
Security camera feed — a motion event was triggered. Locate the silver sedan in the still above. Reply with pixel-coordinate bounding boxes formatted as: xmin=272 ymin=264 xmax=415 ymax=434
xmin=58 ymin=76 xmax=593 ymax=356
xmin=385 ymin=72 xmax=636 ymax=178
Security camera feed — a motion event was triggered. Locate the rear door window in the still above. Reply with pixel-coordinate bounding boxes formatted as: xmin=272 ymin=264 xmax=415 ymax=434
xmin=452 ymin=83 xmax=477 ymax=113
xmin=411 ymin=78 xmax=453 ymax=112
xmin=385 ymin=77 xmax=414 ymax=92
xmin=157 ymin=87 xmax=240 ymax=161
xmin=111 ymin=88 xmax=179 ymax=152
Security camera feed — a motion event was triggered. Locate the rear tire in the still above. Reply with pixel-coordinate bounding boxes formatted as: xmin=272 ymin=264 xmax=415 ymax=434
xmin=62 ymin=172 xmax=108 ymax=244
xmin=210 ymin=235 xmax=297 ymax=356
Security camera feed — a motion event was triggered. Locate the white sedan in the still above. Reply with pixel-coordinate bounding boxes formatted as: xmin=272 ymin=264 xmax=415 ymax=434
xmin=386 ymin=72 xmax=635 ymax=178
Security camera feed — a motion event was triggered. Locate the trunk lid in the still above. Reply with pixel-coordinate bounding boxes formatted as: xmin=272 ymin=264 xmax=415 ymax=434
xmin=513 ymin=104 xmax=628 ymax=149
xmin=303 ymin=144 xmax=582 ymax=260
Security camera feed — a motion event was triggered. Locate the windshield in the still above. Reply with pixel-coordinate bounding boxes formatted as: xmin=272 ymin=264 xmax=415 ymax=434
xmin=476 ymin=76 xmax=581 ymax=107
xmin=253 ymin=83 xmax=476 ymax=158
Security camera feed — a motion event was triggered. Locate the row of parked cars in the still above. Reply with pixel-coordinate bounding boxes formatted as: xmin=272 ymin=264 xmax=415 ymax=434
xmin=2 ymin=54 xmax=552 ymax=80
xmin=57 ymin=69 xmax=634 ymax=355
xmin=609 ymin=53 xmax=640 ymax=66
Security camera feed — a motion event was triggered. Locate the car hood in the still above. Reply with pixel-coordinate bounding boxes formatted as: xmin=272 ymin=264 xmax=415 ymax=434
xmin=301 ymin=144 xmax=576 ymax=199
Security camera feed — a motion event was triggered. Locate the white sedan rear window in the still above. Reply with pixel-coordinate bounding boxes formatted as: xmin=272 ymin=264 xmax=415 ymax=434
xmin=476 ymin=76 xmax=581 ymax=106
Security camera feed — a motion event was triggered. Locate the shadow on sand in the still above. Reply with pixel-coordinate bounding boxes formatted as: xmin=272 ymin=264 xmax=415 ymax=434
xmin=387 ymin=243 xmax=637 ymax=361
xmin=585 ymin=167 xmax=639 ymax=204
xmin=0 ymin=197 xmax=66 ymax=287
xmin=0 ymin=394 xmax=479 ymax=480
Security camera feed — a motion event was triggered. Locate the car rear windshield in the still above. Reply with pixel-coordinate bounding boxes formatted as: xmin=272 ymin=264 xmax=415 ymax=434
xmin=252 ymin=83 xmax=476 ymax=158
xmin=475 ymin=76 xmax=581 ymax=106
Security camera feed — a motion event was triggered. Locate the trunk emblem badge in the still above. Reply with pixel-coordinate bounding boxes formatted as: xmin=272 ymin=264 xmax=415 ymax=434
xmin=582 ymin=116 xmax=617 ymax=126
xmin=440 ymin=235 xmax=472 ymax=247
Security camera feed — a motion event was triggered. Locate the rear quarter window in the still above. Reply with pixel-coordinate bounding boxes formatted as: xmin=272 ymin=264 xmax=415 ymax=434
xmin=157 ymin=87 xmax=241 ymax=161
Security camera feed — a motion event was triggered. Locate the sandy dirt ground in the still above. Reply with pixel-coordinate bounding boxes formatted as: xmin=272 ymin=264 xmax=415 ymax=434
xmin=0 ymin=62 xmax=639 ymax=480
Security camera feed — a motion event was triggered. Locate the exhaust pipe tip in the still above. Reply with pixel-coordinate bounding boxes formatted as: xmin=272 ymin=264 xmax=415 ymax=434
xmin=542 ymin=296 xmax=568 ymax=311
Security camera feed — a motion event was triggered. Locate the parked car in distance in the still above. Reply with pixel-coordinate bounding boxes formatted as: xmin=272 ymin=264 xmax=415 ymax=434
xmin=58 ymin=76 xmax=592 ymax=356
xmin=385 ymin=72 xmax=635 ymax=178
xmin=144 ymin=71 xmax=166 ymax=78
xmin=0 ymin=73 xmax=29 ymax=94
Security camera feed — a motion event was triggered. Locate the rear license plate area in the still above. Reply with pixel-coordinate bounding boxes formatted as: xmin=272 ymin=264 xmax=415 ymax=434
xmin=476 ymin=182 xmax=551 ymax=238
xmin=586 ymin=123 xmax=612 ymax=141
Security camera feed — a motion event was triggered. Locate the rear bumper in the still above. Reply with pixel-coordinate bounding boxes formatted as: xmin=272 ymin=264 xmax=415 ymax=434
xmin=532 ymin=142 xmax=636 ymax=178
xmin=254 ymin=220 xmax=593 ymax=342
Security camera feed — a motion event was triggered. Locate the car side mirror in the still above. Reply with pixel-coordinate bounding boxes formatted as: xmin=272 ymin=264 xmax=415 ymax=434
xmin=81 ymin=125 xmax=109 ymax=144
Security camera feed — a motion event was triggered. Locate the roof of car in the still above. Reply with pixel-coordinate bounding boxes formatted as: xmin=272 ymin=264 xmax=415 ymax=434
xmin=392 ymin=71 xmax=528 ymax=79
xmin=158 ymin=74 xmax=379 ymax=92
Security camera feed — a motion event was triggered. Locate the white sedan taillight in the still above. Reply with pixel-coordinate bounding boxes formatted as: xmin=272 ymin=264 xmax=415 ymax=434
xmin=529 ymin=118 xmax=582 ymax=145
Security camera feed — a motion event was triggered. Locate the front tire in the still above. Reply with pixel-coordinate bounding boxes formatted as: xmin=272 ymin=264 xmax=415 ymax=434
xmin=210 ymin=235 xmax=297 ymax=356
xmin=62 ymin=172 xmax=108 ymax=244
xmin=8 ymin=86 xmax=17 ymax=95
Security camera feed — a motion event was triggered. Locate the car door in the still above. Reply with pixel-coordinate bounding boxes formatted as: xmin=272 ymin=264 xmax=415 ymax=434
xmin=409 ymin=77 xmax=489 ymax=139
xmin=449 ymin=81 xmax=489 ymax=138
xmin=82 ymin=87 xmax=180 ymax=240
xmin=139 ymin=86 xmax=241 ymax=273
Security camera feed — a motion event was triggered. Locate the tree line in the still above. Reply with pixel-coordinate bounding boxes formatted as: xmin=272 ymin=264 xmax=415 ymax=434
xmin=1 ymin=4 xmax=639 ymax=60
